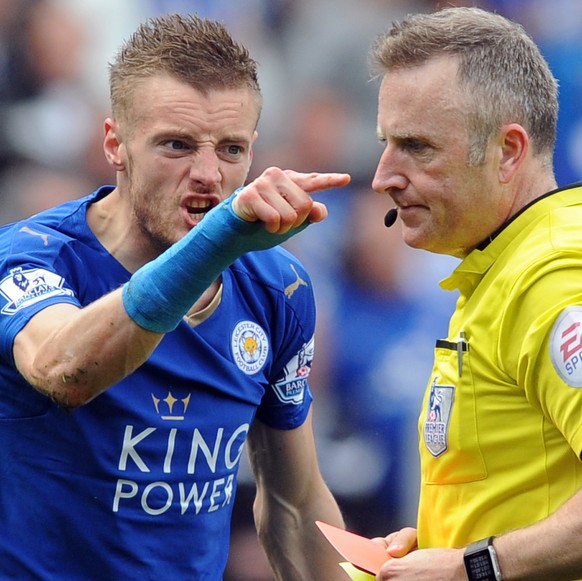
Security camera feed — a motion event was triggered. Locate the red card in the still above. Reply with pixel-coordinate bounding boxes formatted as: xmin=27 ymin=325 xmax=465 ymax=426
xmin=316 ymin=521 xmax=390 ymax=574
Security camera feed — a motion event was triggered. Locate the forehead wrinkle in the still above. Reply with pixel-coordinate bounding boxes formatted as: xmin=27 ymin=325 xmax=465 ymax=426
xmin=130 ymin=76 xmax=259 ymax=133
xmin=379 ymin=81 xmax=467 ymax=148
xmin=134 ymin=100 xmax=257 ymax=146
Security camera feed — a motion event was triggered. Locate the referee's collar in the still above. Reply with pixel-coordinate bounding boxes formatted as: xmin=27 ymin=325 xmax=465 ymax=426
xmin=475 ymin=183 xmax=582 ymax=251
xmin=440 ymin=183 xmax=582 ymax=293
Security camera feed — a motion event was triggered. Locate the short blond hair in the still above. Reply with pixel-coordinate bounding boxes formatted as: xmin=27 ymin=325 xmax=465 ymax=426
xmin=109 ymin=13 xmax=262 ymax=125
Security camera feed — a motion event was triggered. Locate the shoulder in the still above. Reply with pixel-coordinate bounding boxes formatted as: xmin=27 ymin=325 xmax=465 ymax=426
xmin=0 ymin=191 xmax=99 ymax=246
xmin=233 ymin=246 xmax=313 ymax=298
xmin=0 ymin=189 xmax=105 ymax=253
xmin=0 ymin=190 xmax=110 ymax=298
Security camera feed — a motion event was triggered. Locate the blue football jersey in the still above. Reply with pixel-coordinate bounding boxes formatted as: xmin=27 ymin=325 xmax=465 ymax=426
xmin=0 ymin=187 xmax=315 ymax=580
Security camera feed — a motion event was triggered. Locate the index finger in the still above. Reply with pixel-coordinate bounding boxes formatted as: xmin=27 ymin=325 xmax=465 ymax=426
xmin=283 ymin=170 xmax=351 ymax=193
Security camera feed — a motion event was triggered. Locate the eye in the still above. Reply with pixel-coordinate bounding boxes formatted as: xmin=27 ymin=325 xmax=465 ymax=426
xmin=166 ymin=140 xmax=187 ymax=151
xmin=226 ymin=144 xmax=243 ymax=155
xmin=403 ymin=138 xmax=429 ymax=153
xmin=218 ymin=143 xmax=246 ymax=162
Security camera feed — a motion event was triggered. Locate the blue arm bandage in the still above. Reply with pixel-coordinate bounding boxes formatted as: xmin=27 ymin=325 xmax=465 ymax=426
xmin=122 ymin=191 xmax=309 ymax=333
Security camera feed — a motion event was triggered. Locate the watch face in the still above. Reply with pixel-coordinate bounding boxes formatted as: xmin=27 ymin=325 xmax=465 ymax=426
xmin=468 ymin=552 xmax=494 ymax=580
xmin=465 ymin=538 xmax=501 ymax=581
xmin=464 ymin=544 xmax=500 ymax=581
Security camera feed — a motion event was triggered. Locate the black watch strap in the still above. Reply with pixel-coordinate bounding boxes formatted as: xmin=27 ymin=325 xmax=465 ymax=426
xmin=463 ymin=536 xmax=503 ymax=581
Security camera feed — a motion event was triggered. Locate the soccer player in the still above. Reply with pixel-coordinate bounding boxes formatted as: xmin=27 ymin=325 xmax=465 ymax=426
xmin=0 ymin=13 xmax=348 ymax=580
xmin=370 ymin=7 xmax=582 ymax=581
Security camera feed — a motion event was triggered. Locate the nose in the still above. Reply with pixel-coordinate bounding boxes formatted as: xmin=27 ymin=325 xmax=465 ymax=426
xmin=372 ymin=145 xmax=408 ymax=195
xmin=191 ymin=147 xmax=221 ymax=187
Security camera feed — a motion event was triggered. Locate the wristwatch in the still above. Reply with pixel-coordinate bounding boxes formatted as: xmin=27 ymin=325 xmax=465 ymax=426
xmin=463 ymin=536 xmax=503 ymax=581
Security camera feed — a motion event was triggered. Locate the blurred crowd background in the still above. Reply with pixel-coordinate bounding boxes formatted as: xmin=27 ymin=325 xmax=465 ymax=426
xmin=1 ymin=0 xmax=581 ymax=578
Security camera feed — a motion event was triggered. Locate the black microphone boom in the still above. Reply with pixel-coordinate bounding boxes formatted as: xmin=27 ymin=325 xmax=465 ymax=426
xmin=384 ymin=208 xmax=398 ymax=228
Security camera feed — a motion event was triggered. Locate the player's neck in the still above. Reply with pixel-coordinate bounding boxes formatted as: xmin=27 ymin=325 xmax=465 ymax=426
xmin=86 ymin=188 xmax=153 ymax=273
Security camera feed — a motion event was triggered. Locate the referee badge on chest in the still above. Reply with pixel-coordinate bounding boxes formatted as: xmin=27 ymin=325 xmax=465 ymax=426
xmin=423 ymin=379 xmax=455 ymax=457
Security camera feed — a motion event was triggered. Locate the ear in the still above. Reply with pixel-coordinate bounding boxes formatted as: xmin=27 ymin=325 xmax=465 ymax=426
xmin=498 ymin=123 xmax=529 ymax=184
xmin=103 ymin=118 xmax=125 ymax=171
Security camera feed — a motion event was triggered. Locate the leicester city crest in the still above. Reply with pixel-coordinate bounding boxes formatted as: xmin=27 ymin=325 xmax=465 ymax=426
xmin=423 ymin=379 xmax=455 ymax=457
xmin=231 ymin=320 xmax=269 ymax=375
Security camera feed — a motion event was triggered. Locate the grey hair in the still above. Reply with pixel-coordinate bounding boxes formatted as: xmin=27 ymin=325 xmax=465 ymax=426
xmin=369 ymin=7 xmax=558 ymax=165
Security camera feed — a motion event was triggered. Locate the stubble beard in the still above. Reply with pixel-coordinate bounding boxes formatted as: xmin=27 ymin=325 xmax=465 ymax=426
xmin=129 ymin=178 xmax=177 ymax=256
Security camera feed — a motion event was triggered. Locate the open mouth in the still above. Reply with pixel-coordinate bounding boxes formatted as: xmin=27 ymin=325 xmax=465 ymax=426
xmin=186 ymin=200 xmax=213 ymax=221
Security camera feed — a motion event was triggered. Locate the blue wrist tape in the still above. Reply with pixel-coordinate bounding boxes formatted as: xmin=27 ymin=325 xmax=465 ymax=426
xmin=122 ymin=190 xmax=309 ymax=333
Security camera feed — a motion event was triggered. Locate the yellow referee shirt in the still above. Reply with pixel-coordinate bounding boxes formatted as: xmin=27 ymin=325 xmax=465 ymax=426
xmin=417 ymin=186 xmax=582 ymax=550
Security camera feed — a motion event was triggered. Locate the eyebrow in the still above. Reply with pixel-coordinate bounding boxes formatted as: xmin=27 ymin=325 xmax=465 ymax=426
xmin=376 ymin=129 xmax=429 ymax=143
